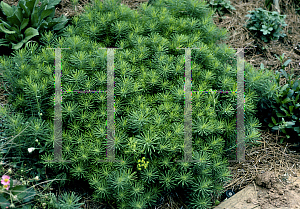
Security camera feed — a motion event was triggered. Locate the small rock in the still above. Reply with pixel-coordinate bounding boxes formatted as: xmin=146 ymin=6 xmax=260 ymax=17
xmin=278 ymin=190 xmax=284 ymax=195
xmin=255 ymin=171 xmax=276 ymax=189
xmin=246 ymin=198 xmax=252 ymax=203
xmin=289 ymin=185 xmax=295 ymax=190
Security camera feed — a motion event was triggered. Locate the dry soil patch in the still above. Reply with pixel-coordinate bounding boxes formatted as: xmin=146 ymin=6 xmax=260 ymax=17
xmin=213 ymin=171 xmax=300 ymax=209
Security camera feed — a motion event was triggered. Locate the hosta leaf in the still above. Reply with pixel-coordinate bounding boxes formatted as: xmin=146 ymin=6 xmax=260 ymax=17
xmin=11 ymin=41 xmax=24 ymax=50
xmin=11 ymin=27 xmax=39 ymax=50
xmin=0 ymin=23 xmax=16 ymax=34
xmin=18 ymin=0 xmax=31 ymax=18
xmin=47 ymin=0 xmax=61 ymax=8
xmin=14 ymin=7 xmax=24 ymax=24
xmin=23 ymin=27 xmax=39 ymax=41
xmin=0 ymin=38 xmax=9 ymax=47
xmin=20 ymin=18 xmax=29 ymax=31
xmin=0 ymin=19 xmax=12 ymax=29
xmin=25 ymin=0 xmax=40 ymax=14
xmin=30 ymin=5 xmax=41 ymax=28
xmin=0 ymin=1 xmax=14 ymax=17
xmin=40 ymin=8 xmax=55 ymax=21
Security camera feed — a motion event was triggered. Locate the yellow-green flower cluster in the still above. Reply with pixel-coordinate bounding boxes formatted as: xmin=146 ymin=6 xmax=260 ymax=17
xmin=137 ymin=157 xmax=149 ymax=170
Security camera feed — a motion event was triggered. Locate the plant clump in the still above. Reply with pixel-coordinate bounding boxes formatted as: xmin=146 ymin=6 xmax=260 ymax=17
xmin=0 ymin=0 xmax=283 ymax=208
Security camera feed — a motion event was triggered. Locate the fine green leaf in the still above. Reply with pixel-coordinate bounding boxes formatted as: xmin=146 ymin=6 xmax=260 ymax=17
xmin=271 ymin=116 xmax=277 ymax=125
xmin=289 ymin=105 xmax=294 ymax=114
xmin=281 ymin=97 xmax=291 ymax=104
xmin=283 ymin=59 xmax=292 ymax=67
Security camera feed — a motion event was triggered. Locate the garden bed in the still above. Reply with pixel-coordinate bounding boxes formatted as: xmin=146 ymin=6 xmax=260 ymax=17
xmin=0 ymin=0 xmax=300 ymax=208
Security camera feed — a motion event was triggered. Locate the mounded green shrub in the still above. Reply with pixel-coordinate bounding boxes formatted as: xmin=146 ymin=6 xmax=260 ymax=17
xmin=0 ymin=0 xmax=282 ymax=208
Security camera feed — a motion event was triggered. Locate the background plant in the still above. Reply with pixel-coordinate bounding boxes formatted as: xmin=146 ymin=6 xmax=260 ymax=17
xmin=264 ymin=0 xmax=274 ymax=11
xmin=265 ymin=0 xmax=300 ymax=15
xmin=264 ymin=0 xmax=280 ymax=12
xmin=0 ymin=0 xmax=69 ymax=55
xmin=208 ymin=0 xmax=236 ymax=16
xmin=255 ymin=54 xmax=300 ymax=144
xmin=244 ymin=7 xmax=287 ymax=43
xmin=295 ymin=0 xmax=300 ymax=15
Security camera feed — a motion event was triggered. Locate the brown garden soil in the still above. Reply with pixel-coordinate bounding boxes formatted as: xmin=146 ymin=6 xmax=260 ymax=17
xmin=1 ymin=0 xmax=300 ymax=208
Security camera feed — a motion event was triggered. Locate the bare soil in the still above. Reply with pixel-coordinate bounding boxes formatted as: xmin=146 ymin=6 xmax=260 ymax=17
xmin=214 ymin=170 xmax=300 ymax=209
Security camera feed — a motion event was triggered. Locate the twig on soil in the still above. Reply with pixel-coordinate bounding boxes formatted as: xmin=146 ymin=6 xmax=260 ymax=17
xmin=223 ymin=128 xmax=300 ymax=194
